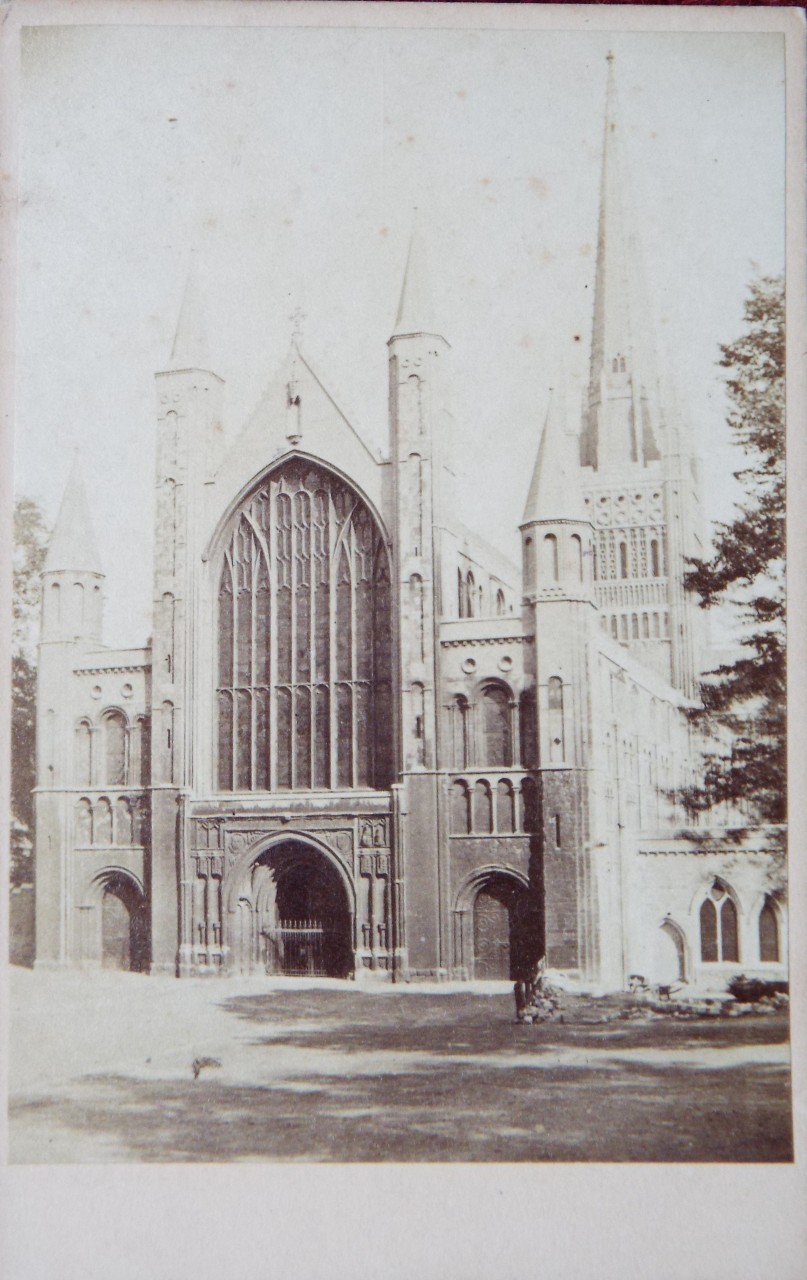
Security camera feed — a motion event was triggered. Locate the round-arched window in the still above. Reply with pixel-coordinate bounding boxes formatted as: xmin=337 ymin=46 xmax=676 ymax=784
xmin=481 ymin=684 xmax=512 ymax=768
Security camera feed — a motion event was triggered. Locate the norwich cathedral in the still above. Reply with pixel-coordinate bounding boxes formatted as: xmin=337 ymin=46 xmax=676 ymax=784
xmin=33 ymin=61 xmax=786 ymax=988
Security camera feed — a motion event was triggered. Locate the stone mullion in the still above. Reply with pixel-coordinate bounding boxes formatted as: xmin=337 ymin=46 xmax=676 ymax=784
xmin=328 ymin=491 xmax=338 ymax=790
xmin=228 ymin=553 xmax=237 ymax=790
xmin=250 ymin=539 xmax=258 ymax=791
xmin=127 ymin=723 xmax=138 ymax=789
xmin=349 ymin=522 xmax=358 ymax=789
xmin=269 ymin=482 xmax=279 ymax=793
xmin=309 ymin=513 xmax=317 ymax=790
xmin=290 ymin=499 xmax=299 ymax=790
xmin=373 ymin=538 xmax=390 ymax=788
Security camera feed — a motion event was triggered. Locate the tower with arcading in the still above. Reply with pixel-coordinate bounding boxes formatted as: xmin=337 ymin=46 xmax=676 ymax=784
xmin=579 ymin=52 xmax=704 ymax=697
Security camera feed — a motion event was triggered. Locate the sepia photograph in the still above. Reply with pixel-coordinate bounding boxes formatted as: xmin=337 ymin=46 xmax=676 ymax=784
xmin=2 ymin=0 xmax=805 ymax=1272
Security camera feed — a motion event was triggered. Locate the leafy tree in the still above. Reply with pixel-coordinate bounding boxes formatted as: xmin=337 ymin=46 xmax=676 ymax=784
xmin=683 ymin=274 xmax=785 ymax=824
xmin=11 ymin=497 xmax=49 ymax=837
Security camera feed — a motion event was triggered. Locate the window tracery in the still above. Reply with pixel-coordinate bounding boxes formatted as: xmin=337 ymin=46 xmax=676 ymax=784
xmin=699 ymin=880 xmax=739 ymax=963
xmin=216 ymin=461 xmax=392 ymax=792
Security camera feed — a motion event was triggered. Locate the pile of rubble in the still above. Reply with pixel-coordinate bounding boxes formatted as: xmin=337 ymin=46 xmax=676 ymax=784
xmin=625 ymin=974 xmax=789 ymax=1019
xmin=514 ymin=967 xmax=565 ymax=1024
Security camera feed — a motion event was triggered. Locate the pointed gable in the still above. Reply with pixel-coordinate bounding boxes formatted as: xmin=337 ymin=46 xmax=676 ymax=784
xmin=44 ymin=456 xmax=103 ymax=575
xmin=206 ymin=340 xmax=385 ymax=550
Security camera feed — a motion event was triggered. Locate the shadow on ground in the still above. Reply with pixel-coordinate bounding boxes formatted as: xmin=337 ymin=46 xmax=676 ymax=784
xmin=10 ymin=990 xmax=792 ymax=1163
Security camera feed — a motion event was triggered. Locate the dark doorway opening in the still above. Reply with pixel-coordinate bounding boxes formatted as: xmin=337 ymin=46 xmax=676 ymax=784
xmin=472 ymin=874 xmax=540 ymax=980
xmin=100 ymin=874 xmax=148 ymax=972
xmin=253 ymin=841 xmax=353 ymax=978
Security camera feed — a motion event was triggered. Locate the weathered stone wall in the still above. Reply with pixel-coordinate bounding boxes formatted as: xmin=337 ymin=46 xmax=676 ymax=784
xmin=10 ymin=884 xmax=35 ymax=967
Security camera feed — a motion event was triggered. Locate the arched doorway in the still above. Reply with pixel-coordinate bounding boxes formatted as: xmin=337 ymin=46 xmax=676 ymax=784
xmin=472 ymin=873 xmax=540 ymax=980
xmin=655 ymin=919 xmax=686 ymax=985
xmin=232 ymin=839 xmax=353 ymax=978
xmin=99 ymin=873 xmax=148 ymax=972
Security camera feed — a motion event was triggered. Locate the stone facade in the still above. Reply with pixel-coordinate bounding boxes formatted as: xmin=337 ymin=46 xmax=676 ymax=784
xmin=32 ymin=63 xmax=786 ymax=990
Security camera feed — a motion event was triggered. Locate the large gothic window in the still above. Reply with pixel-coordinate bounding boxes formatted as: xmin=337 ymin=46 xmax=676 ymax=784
xmin=216 ymin=460 xmax=393 ymax=792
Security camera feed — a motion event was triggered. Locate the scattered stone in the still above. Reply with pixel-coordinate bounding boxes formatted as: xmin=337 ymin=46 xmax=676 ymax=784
xmin=514 ymin=963 xmax=564 ymax=1024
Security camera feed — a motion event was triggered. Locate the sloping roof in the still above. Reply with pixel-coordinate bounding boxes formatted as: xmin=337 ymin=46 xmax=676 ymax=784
xmin=44 ymin=455 xmax=103 ymax=575
xmin=168 ymin=256 xmax=211 ymax=371
xmin=391 ymin=215 xmax=442 ymax=338
xmin=522 ymin=384 xmax=587 ymax=525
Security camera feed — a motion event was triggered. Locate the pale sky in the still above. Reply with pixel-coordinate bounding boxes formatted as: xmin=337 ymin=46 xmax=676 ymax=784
xmin=15 ymin=22 xmax=785 ymax=648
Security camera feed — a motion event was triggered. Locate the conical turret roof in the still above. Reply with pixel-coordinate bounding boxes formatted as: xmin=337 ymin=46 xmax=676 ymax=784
xmin=168 ymin=254 xmax=210 ymax=371
xmin=392 ymin=212 xmax=442 ymax=338
xmin=522 ymin=382 xmax=587 ymax=525
xmin=44 ymin=454 xmax=103 ymax=575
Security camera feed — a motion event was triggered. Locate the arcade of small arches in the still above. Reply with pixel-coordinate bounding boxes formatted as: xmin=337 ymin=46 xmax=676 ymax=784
xmin=456 ymin=568 xmax=510 ymax=619
xmin=46 ymin=577 xmax=102 ymax=628
xmin=592 ymin=527 xmax=666 ymax=583
xmin=74 ymin=708 xmax=149 ymax=789
xmin=449 ymin=775 xmax=539 ymax=837
xmin=522 ymin=532 xmax=586 ymax=587
xmin=601 ymin=609 xmax=670 ymax=642
xmin=445 ymin=680 xmax=540 ymax=772
xmin=74 ymin=794 xmax=148 ymax=847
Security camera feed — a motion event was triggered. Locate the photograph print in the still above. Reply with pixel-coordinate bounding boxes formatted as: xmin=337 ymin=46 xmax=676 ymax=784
xmin=7 ymin=8 xmax=792 ymax=1164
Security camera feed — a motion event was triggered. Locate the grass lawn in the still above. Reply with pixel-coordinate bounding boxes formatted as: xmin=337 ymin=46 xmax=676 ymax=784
xmin=8 ymin=967 xmax=792 ymax=1163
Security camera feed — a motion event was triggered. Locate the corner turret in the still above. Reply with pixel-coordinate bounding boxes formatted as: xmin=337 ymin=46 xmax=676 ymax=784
xmin=40 ymin=455 xmax=104 ymax=644
xmin=521 ymin=383 xmax=593 ymax=602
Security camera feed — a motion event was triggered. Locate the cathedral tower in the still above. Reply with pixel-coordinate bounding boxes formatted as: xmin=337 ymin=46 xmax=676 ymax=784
xmin=580 ymin=54 xmax=703 ymax=696
xmin=151 ymin=263 xmax=224 ymax=974
xmin=521 ymin=384 xmax=596 ymax=972
xmin=35 ymin=458 xmax=105 ymax=965
xmin=388 ymin=220 xmax=451 ymax=976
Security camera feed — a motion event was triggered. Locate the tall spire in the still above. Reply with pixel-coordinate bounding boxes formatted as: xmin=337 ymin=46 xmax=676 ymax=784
xmin=44 ymin=453 xmax=103 ymax=576
xmin=588 ymin=52 xmax=633 ymax=400
xmin=392 ymin=210 xmax=440 ymax=338
xmin=522 ymin=380 xmax=587 ymax=525
xmin=169 ymin=253 xmax=210 ymax=371
xmin=581 ymin=52 xmax=664 ymax=471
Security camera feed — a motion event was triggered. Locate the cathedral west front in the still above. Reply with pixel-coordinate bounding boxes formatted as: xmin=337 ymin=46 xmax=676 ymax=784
xmin=33 ymin=60 xmax=787 ymax=990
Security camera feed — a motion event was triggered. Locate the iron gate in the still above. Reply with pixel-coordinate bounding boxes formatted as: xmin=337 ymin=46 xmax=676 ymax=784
xmin=262 ymin=919 xmax=338 ymax=976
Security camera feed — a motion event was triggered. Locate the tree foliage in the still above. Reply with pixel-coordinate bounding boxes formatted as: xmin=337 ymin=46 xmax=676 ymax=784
xmin=11 ymin=497 xmax=48 ymax=835
xmin=683 ymin=274 xmax=785 ymax=824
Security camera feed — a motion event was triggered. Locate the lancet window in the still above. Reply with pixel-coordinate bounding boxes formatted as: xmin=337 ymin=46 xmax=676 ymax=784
xmin=699 ymin=880 xmax=739 ymax=963
xmin=216 ymin=461 xmax=393 ymax=792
